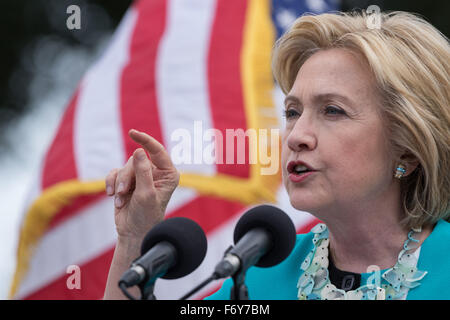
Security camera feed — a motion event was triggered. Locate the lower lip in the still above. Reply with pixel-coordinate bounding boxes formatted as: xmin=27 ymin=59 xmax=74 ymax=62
xmin=288 ymin=171 xmax=316 ymax=183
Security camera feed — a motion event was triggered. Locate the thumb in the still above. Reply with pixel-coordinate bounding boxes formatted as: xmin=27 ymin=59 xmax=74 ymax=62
xmin=133 ymin=148 xmax=154 ymax=192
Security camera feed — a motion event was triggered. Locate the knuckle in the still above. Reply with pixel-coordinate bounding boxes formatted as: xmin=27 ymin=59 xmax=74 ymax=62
xmin=137 ymin=156 xmax=151 ymax=169
xmin=136 ymin=165 xmax=153 ymax=183
xmin=115 ymin=170 xmax=127 ymax=190
xmin=114 ymin=169 xmax=122 ymax=184
xmin=105 ymin=168 xmax=119 ymax=194
xmin=141 ymin=167 xmax=153 ymax=179
xmin=106 ymin=168 xmax=118 ymax=181
xmin=134 ymin=189 xmax=156 ymax=205
xmin=172 ymin=170 xmax=181 ymax=186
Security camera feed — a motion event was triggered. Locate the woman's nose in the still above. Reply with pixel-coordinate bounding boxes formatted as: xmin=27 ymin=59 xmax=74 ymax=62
xmin=285 ymin=117 xmax=317 ymax=152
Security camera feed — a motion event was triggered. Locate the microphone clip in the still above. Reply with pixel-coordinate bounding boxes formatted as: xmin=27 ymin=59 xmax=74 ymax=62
xmin=138 ymin=279 xmax=157 ymax=300
xmin=230 ymin=265 xmax=249 ymax=300
xmin=224 ymin=245 xmax=249 ymax=300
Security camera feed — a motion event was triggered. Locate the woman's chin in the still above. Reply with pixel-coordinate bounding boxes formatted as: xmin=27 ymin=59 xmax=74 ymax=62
xmin=287 ymin=190 xmax=328 ymax=214
xmin=289 ymin=197 xmax=319 ymax=213
xmin=284 ymin=180 xmax=328 ymax=213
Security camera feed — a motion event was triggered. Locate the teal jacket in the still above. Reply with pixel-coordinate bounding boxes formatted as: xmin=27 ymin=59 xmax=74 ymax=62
xmin=206 ymin=219 xmax=450 ymax=300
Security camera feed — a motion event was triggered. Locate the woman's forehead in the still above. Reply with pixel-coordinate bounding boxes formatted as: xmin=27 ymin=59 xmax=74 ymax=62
xmin=289 ymin=48 xmax=379 ymax=108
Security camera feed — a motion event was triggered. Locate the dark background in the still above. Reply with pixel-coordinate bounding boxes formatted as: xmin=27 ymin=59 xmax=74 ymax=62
xmin=0 ymin=0 xmax=448 ymax=151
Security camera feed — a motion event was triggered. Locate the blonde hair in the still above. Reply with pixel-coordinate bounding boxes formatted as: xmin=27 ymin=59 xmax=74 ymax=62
xmin=273 ymin=11 xmax=450 ymax=228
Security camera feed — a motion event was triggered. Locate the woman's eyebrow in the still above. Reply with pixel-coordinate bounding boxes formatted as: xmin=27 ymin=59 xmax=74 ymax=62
xmin=284 ymin=93 xmax=354 ymax=108
xmin=314 ymin=93 xmax=354 ymax=106
xmin=283 ymin=95 xmax=301 ymax=107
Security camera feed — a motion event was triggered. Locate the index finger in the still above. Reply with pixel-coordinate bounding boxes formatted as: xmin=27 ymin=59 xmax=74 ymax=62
xmin=128 ymin=129 xmax=174 ymax=169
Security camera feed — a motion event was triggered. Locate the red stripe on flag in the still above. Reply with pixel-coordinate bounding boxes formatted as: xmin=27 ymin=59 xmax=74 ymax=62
xmin=42 ymin=90 xmax=79 ymax=189
xmin=23 ymin=247 xmax=115 ymax=300
xmin=47 ymin=193 xmax=106 ymax=230
xmin=120 ymin=0 xmax=167 ymax=158
xmin=40 ymin=89 xmax=106 ymax=232
xmin=207 ymin=0 xmax=249 ymax=178
xmin=167 ymin=196 xmax=246 ymax=235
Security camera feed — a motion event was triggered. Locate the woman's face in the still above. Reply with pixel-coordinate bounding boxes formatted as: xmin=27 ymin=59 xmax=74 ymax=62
xmin=281 ymin=48 xmax=395 ymax=216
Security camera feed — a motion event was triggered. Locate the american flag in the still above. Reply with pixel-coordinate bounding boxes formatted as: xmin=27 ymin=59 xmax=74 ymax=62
xmin=10 ymin=0 xmax=337 ymax=300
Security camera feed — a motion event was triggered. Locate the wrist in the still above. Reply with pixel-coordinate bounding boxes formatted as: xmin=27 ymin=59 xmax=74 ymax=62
xmin=116 ymin=221 xmax=162 ymax=246
xmin=114 ymin=236 xmax=144 ymax=265
xmin=117 ymin=235 xmax=144 ymax=251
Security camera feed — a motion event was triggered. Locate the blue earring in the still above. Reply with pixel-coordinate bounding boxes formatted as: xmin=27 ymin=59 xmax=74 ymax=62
xmin=394 ymin=164 xmax=406 ymax=179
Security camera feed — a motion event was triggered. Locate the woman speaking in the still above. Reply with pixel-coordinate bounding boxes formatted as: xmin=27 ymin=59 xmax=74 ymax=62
xmin=103 ymin=11 xmax=450 ymax=300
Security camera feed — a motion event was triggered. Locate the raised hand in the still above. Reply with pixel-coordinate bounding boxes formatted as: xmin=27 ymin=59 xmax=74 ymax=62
xmin=105 ymin=129 xmax=180 ymax=241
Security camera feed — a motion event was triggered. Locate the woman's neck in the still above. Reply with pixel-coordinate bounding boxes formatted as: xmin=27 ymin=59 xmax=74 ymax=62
xmin=327 ymin=217 xmax=408 ymax=274
xmin=315 ymin=192 xmax=432 ymax=274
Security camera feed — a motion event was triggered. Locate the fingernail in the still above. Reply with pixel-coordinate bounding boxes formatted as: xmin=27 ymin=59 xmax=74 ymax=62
xmin=114 ymin=196 xmax=122 ymax=207
xmin=117 ymin=182 xmax=124 ymax=193
xmin=136 ymin=149 xmax=146 ymax=160
xmin=106 ymin=185 xmax=113 ymax=196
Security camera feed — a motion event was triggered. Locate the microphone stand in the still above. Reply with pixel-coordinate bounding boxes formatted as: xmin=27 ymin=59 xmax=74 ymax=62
xmin=138 ymin=281 xmax=157 ymax=300
xmin=179 ymin=245 xmax=251 ymax=300
xmin=218 ymin=245 xmax=249 ymax=300
xmin=230 ymin=271 xmax=249 ymax=300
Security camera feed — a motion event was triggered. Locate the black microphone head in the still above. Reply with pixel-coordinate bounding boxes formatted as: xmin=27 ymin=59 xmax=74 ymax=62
xmin=233 ymin=204 xmax=296 ymax=268
xmin=141 ymin=217 xmax=207 ymax=279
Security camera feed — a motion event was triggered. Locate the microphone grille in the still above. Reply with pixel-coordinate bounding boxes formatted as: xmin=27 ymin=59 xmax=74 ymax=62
xmin=234 ymin=204 xmax=296 ymax=268
xmin=141 ymin=217 xmax=207 ymax=279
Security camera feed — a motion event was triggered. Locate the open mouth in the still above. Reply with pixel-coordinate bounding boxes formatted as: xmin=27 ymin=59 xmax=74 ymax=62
xmin=291 ymin=165 xmax=312 ymax=175
xmin=286 ymin=161 xmax=317 ymax=183
xmin=287 ymin=161 xmax=316 ymax=176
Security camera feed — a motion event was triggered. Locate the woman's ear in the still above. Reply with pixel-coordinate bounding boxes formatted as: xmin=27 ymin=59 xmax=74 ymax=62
xmin=399 ymin=153 xmax=420 ymax=177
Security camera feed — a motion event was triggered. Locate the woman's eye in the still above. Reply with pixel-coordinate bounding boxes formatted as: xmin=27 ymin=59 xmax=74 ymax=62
xmin=283 ymin=108 xmax=300 ymax=119
xmin=324 ymin=105 xmax=345 ymax=116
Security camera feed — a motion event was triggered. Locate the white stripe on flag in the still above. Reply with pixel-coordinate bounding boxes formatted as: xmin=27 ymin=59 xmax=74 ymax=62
xmin=74 ymin=9 xmax=138 ymax=181
xmin=165 ymin=186 xmax=198 ymax=214
xmin=16 ymin=197 xmax=117 ymax=299
xmin=156 ymin=0 xmax=217 ymax=175
xmin=15 ymin=160 xmax=45 ymax=232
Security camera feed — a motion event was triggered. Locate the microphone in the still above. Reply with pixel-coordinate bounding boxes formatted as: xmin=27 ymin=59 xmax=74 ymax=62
xmin=213 ymin=204 xmax=297 ymax=279
xmin=119 ymin=217 xmax=207 ymax=299
xmin=179 ymin=205 xmax=296 ymax=300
